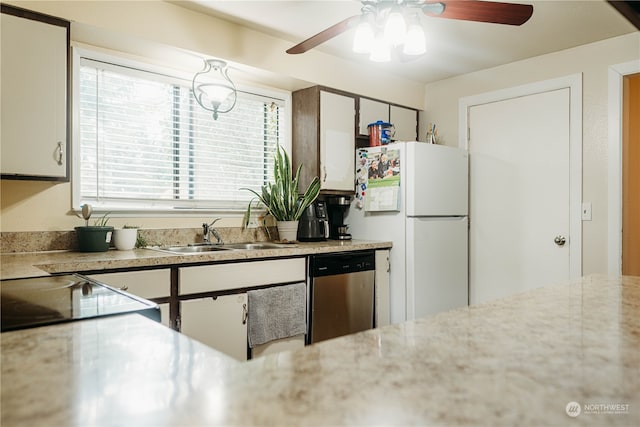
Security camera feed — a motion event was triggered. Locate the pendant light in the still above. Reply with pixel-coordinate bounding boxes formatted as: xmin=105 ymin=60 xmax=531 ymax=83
xmin=192 ymin=59 xmax=237 ymax=120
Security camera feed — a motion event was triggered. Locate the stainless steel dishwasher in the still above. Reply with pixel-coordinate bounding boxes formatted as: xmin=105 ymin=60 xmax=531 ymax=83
xmin=309 ymin=250 xmax=375 ymax=344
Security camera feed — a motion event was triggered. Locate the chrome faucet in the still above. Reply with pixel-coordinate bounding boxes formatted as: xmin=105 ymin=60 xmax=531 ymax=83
xmin=203 ymin=218 xmax=223 ymax=245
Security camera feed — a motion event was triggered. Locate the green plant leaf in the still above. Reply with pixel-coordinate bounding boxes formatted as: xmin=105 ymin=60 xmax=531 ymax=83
xmin=93 ymin=213 xmax=111 ymax=227
xmin=240 ymin=144 xmax=320 ymax=222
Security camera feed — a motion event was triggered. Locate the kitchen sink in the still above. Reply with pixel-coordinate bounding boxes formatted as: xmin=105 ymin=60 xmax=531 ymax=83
xmin=153 ymin=245 xmax=231 ymax=254
xmin=221 ymin=242 xmax=291 ymax=250
xmin=152 ymin=242 xmax=291 ymax=254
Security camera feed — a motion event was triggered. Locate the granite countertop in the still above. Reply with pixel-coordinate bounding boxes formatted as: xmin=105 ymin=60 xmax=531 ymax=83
xmin=2 ymin=275 xmax=639 ymax=426
xmin=0 ymin=240 xmax=392 ymax=280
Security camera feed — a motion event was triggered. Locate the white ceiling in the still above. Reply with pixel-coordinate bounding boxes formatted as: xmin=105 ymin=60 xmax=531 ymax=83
xmin=178 ymin=0 xmax=637 ymax=84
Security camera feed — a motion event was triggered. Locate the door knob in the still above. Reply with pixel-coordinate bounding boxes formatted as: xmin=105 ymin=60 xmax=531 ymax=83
xmin=554 ymin=235 xmax=566 ymax=246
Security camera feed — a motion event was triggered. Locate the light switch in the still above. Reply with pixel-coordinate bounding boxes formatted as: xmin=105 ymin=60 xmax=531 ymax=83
xmin=581 ymin=202 xmax=592 ymax=221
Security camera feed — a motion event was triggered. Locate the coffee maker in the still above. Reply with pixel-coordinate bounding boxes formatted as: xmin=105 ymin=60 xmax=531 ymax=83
xmin=297 ymin=201 xmax=329 ymax=241
xmin=326 ymin=196 xmax=352 ymax=240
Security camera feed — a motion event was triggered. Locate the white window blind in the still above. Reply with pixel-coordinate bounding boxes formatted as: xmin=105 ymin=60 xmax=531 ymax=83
xmin=77 ymin=57 xmax=283 ymax=212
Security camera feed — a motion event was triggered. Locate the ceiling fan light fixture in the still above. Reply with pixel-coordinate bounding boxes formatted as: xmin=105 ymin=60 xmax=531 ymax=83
xmin=369 ymin=32 xmax=391 ymax=62
xmin=352 ymin=17 xmax=375 ymax=54
xmin=402 ymin=21 xmax=426 ymax=56
xmin=192 ymin=59 xmax=237 ymax=120
xmin=383 ymin=8 xmax=407 ymax=46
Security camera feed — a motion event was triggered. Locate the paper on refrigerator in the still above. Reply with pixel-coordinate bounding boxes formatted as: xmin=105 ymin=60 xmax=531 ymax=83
xmin=355 ymin=146 xmax=401 ymax=212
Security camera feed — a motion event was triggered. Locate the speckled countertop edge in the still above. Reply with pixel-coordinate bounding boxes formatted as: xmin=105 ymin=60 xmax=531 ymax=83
xmin=0 ymin=240 xmax=392 ymax=279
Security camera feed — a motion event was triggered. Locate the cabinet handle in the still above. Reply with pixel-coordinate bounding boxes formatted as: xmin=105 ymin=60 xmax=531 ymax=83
xmin=242 ymin=303 xmax=248 ymax=325
xmin=322 ymin=166 xmax=327 ymax=183
xmin=56 ymin=141 xmax=64 ymax=165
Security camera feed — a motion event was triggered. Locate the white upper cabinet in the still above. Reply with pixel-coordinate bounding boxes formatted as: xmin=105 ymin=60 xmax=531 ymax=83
xmin=319 ymin=91 xmax=356 ymax=192
xmin=358 ymin=97 xmax=418 ymax=142
xmin=390 ymin=105 xmax=418 ymax=141
xmin=292 ymin=86 xmax=356 ymax=195
xmin=358 ymin=98 xmax=389 ymax=136
xmin=1 ymin=6 xmax=69 ymax=180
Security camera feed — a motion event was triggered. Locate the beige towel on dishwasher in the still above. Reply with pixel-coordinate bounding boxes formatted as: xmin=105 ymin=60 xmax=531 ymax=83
xmin=247 ymin=282 xmax=306 ymax=348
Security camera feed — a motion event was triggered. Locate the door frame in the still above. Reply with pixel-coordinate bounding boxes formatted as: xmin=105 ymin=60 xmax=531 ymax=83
xmin=608 ymin=60 xmax=640 ymax=275
xmin=458 ymin=74 xmax=583 ymax=280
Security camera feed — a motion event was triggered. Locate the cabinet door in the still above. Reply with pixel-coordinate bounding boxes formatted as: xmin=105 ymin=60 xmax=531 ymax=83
xmin=320 ymin=91 xmax=355 ymax=192
xmin=88 ymin=269 xmax=171 ymax=327
xmin=359 ymin=98 xmax=389 ymax=136
xmin=180 ymin=295 xmax=248 ymax=361
xmin=374 ymin=249 xmax=391 ymax=327
xmin=390 ymin=105 xmax=418 ymax=142
xmin=1 ymin=9 xmax=69 ymax=180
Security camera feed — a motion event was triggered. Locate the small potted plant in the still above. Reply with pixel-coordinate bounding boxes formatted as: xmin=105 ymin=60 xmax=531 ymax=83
xmin=113 ymin=225 xmax=139 ymax=251
xmin=75 ymin=212 xmax=113 ymax=252
xmin=243 ymin=145 xmax=320 ymax=242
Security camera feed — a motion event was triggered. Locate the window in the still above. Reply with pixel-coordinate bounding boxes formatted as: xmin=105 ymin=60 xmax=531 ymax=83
xmin=74 ymin=53 xmax=286 ymax=213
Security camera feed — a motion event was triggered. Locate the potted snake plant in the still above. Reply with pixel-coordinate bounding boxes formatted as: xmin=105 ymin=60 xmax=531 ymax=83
xmin=243 ymin=144 xmax=321 ymax=242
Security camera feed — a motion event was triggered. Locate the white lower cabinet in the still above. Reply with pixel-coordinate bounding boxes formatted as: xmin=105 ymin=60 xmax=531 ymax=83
xmin=87 ymin=269 xmax=170 ymax=327
xmin=180 ymin=295 xmax=248 ymax=361
xmin=178 ymin=258 xmax=306 ymax=361
xmin=375 ymin=249 xmax=391 ymax=327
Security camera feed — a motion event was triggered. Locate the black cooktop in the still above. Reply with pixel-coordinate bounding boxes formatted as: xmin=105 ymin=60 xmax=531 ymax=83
xmin=1 ymin=274 xmax=160 ymax=332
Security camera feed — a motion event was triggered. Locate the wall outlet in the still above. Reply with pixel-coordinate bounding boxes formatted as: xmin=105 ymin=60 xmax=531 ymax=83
xmin=581 ymin=202 xmax=592 ymax=221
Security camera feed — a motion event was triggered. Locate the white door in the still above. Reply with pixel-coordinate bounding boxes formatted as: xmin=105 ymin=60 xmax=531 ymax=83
xmin=468 ymin=88 xmax=572 ymax=305
xmin=406 ymin=217 xmax=468 ymax=319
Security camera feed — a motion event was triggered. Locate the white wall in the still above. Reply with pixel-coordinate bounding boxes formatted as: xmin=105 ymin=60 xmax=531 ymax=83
xmin=423 ymin=33 xmax=640 ymax=275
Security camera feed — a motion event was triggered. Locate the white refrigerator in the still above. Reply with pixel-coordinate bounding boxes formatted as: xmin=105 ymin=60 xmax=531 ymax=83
xmin=347 ymin=142 xmax=469 ymax=324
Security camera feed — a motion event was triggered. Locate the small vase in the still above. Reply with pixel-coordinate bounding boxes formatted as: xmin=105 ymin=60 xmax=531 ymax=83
xmin=113 ymin=228 xmax=138 ymax=250
xmin=276 ymin=220 xmax=299 ymax=242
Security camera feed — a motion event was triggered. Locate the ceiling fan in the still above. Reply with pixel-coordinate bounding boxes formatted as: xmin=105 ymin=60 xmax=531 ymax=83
xmin=286 ymin=0 xmax=534 ymax=57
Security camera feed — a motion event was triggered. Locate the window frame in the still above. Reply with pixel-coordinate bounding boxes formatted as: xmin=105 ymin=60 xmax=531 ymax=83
xmin=71 ymin=46 xmax=292 ymax=217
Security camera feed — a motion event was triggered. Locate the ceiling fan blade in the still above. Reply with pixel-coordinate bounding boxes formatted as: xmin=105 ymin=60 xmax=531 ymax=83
xmin=286 ymin=15 xmax=360 ymax=54
xmin=607 ymin=0 xmax=640 ymax=30
xmin=425 ymin=0 xmax=533 ymax=26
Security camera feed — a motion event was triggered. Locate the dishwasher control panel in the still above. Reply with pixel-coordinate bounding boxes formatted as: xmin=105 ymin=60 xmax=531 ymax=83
xmin=310 ymin=250 xmax=375 ymax=277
